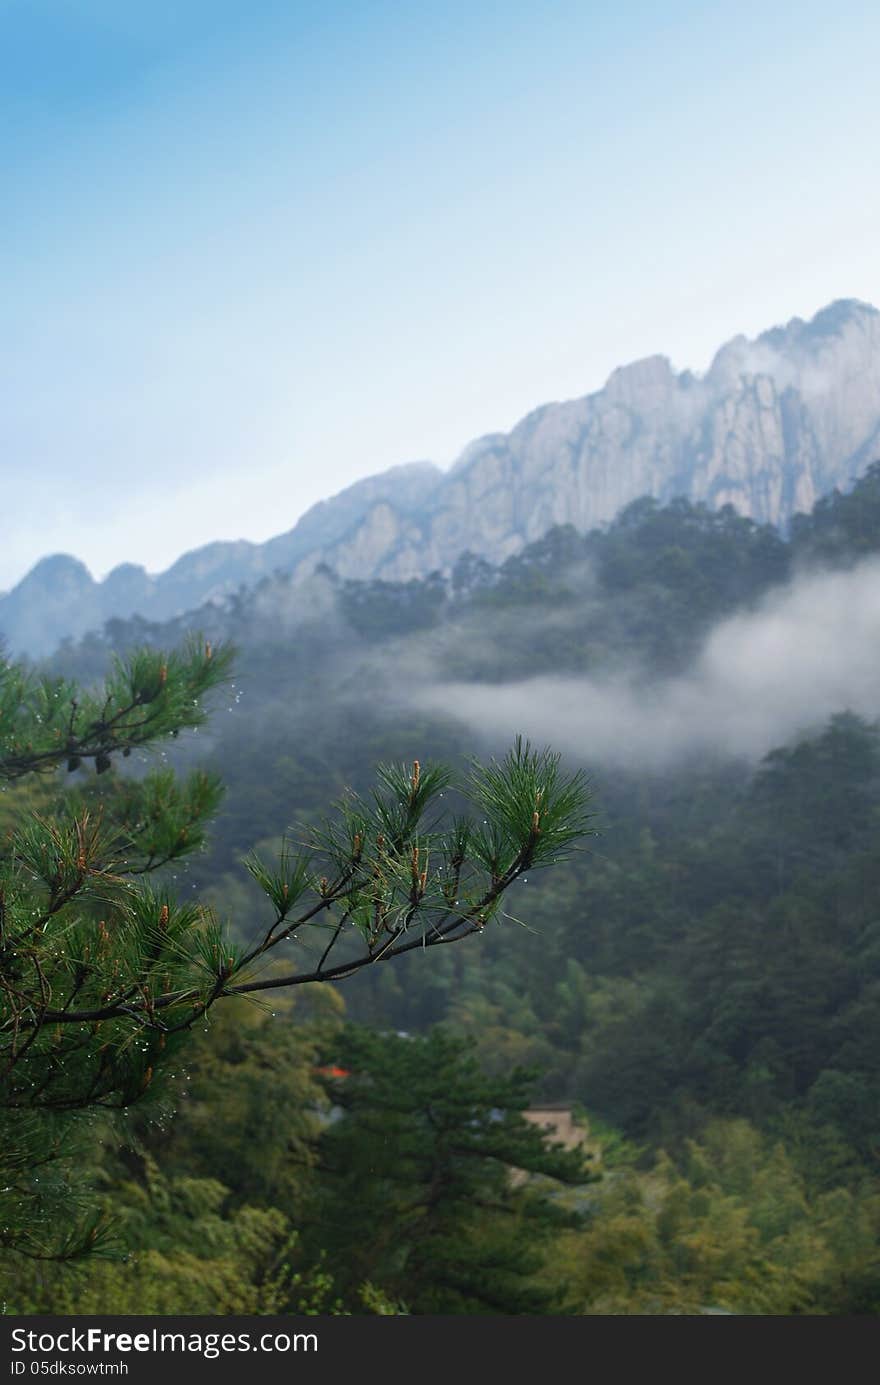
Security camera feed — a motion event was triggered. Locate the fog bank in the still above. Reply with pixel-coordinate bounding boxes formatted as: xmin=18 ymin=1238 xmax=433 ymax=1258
xmin=414 ymin=558 xmax=880 ymax=768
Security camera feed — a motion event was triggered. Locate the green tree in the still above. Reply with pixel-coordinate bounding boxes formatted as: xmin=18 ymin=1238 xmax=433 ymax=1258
xmin=304 ymin=1026 xmax=594 ymax=1313
xmin=4 ymin=1007 xmax=395 ymax=1316
xmin=0 ymin=640 xmax=592 ymax=1265
xmin=548 ymin=1117 xmax=880 ymax=1316
xmin=790 ymin=460 xmax=880 ymax=566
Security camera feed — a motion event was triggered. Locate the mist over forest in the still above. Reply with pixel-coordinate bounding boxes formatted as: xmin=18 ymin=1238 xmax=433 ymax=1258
xmin=54 ymin=461 xmax=880 ymax=773
xmin=421 ymin=554 xmax=880 ymax=768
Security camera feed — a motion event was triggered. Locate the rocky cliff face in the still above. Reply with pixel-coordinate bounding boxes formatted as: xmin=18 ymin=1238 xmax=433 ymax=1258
xmin=4 ymin=299 xmax=879 ymax=656
xmin=304 ymin=299 xmax=880 ymax=582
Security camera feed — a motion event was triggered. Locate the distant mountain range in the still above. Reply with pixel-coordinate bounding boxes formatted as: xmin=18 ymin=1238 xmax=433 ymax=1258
xmin=4 ymin=297 xmax=880 ymax=658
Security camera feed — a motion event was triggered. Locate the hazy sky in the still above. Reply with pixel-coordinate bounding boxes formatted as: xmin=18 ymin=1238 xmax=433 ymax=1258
xmin=3 ymin=0 xmax=879 ymax=590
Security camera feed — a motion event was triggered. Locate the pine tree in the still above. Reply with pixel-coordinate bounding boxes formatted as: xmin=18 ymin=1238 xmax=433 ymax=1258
xmin=0 ymin=638 xmax=593 ymax=1264
xmin=306 ymin=1026 xmax=595 ymax=1313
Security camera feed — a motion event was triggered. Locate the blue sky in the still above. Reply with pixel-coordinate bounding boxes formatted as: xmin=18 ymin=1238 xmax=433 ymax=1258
xmin=3 ymin=0 xmax=879 ymax=588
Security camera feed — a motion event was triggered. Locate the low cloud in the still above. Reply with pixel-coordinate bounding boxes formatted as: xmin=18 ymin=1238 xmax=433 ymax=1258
xmin=414 ymin=558 xmax=880 ymax=769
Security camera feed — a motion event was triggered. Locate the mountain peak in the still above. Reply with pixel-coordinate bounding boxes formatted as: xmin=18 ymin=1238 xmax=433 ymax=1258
xmin=604 ymin=354 xmax=675 ymax=398
xmin=756 ymin=298 xmax=880 ymax=354
xmin=808 ymin=297 xmax=878 ymax=329
xmin=25 ymin=554 xmax=94 ymax=586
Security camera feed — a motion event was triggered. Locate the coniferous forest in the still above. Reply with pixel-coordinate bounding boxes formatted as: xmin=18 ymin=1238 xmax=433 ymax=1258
xmin=3 ymin=468 xmax=880 ymax=1316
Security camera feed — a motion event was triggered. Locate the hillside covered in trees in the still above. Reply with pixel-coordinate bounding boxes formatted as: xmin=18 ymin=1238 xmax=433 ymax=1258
xmin=5 ymin=467 xmax=880 ymax=1315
